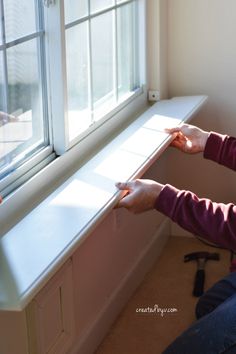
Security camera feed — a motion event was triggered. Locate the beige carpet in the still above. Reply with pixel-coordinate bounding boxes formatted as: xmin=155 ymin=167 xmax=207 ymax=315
xmin=95 ymin=236 xmax=230 ymax=354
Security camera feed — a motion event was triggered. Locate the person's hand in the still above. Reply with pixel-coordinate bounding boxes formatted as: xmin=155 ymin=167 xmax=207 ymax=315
xmin=115 ymin=179 xmax=164 ymax=214
xmin=166 ymin=124 xmax=209 ymax=154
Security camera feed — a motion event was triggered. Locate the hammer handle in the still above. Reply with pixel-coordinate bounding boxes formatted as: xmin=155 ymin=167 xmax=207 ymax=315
xmin=193 ymin=269 xmax=205 ymax=297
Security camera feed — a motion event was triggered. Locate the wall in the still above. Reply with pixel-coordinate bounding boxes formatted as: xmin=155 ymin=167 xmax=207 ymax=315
xmin=166 ymin=0 xmax=236 ymax=235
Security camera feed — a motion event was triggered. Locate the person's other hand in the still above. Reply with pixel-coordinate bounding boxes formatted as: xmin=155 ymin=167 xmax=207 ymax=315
xmin=115 ymin=179 xmax=164 ymax=214
xmin=166 ymin=124 xmax=209 ymax=154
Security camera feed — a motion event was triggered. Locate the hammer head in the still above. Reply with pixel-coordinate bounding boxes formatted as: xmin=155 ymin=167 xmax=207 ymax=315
xmin=184 ymin=251 xmax=220 ymax=263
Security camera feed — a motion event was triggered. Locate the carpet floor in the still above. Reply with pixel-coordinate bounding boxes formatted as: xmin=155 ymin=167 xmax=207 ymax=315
xmin=95 ymin=236 xmax=230 ymax=354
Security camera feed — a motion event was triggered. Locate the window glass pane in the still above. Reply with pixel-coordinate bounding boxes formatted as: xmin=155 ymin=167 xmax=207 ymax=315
xmin=0 ymin=39 xmax=45 ymax=174
xmin=90 ymin=0 xmax=114 ymax=13
xmin=117 ymin=3 xmax=136 ymax=99
xmin=64 ymin=0 xmax=88 ymax=24
xmin=91 ymin=11 xmax=115 ymax=120
xmin=0 ymin=8 xmax=2 ymax=46
xmin=0 ymin=53 xmax=5 ymax=112
xmin=66 ymin=22 xmax=90 ymax=140
xmin=64 ymin=0 xmax=141 ymax=146
xmin=4 ymin=0 xmax=36 ymax=42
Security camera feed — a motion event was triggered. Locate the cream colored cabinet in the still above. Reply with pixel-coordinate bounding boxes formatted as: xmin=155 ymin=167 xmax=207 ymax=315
xmin=26 ymin=260 xmax=75 ymax=354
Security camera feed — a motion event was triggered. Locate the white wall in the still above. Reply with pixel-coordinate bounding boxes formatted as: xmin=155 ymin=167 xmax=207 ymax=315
xmin=166 ymin=0 xmax=236 ymax=237
xmin=168 ymin=0 xmax=236 ymax=123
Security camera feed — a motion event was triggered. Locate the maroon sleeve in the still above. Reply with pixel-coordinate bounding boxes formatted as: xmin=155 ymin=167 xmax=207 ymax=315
xmin=155 ymin=184 xmax=236 ymax=251
xmin=204 ymin=132 xmax=236 ymax=171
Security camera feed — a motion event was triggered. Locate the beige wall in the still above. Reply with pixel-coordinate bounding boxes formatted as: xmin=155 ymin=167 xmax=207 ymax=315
xmin=165 ymin=0 xmax=236 ymax=233
xmin=168 ymin=0 xmax=236 ymax=128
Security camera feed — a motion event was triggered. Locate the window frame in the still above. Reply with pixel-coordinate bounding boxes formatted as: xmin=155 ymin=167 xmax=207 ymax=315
xmin=0 ymin=0 xmax=147 ymax=232
xmin=45 ymin=0 xmax=147 ymax=155
xmin=0 ymin=0 xmax=55 ymax=197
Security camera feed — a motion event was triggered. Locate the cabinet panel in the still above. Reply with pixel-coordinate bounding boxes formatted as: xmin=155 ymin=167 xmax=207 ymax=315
xmin=27 ymin=260 xmax=75 ymax=354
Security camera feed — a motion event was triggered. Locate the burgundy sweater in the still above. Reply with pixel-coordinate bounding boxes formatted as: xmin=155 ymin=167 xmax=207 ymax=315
xmin=155 ymin=132 xmax=236 ymax=254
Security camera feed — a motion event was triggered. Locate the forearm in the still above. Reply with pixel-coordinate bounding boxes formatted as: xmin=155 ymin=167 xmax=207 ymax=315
xmin=204 ymin=132 xmax=236 ymax=171
xmin=155 ymin=184 xmax=236 ymax=251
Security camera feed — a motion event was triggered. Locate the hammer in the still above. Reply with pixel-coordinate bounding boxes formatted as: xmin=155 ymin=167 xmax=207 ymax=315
xmin=184 ymin=251 xmax=220 ymax=297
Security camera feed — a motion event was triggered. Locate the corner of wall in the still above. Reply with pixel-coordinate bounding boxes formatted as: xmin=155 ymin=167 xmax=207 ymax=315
xmin=147 ymin=0 xmax=169 ymax=99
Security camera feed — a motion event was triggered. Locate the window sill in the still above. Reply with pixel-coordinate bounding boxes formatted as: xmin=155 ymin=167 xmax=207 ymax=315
xmin=0 ymin=95 xmax=207 ymax=311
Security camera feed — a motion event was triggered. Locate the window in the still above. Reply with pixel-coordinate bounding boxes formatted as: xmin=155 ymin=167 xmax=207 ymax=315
xmin=65 ymin=0 xmax=140 ymax=142
xmin=0 ymin=0 xmax=146 ymax=198
xmin=0 ymin=0 xmax=53 ymax=196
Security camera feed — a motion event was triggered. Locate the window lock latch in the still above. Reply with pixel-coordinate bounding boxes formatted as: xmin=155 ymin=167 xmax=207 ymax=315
xmin=43 ymin=0 xmax=56 ymax=7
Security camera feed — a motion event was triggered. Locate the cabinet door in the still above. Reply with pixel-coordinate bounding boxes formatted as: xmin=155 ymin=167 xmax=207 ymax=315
xmin=27 ymin=260 xmax=75 ymax=354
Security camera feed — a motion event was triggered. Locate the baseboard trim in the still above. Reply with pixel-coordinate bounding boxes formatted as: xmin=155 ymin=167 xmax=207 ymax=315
xmin=70 ymin=218 xmax=170 ymax=354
